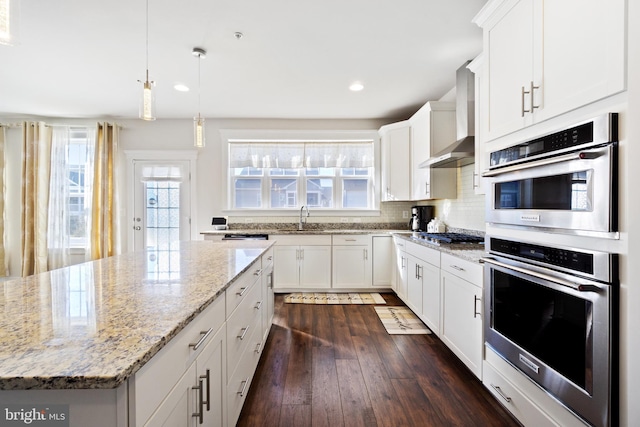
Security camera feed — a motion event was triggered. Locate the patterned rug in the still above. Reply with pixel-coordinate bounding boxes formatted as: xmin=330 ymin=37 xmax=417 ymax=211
xmin=374 ymin=306 xmax=432 ymax=335
xmin=284 ymin=292 xmax=386 ymax=305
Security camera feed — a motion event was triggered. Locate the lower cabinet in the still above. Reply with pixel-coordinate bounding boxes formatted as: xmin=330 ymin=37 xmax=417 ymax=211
xmin=393 ymin=237 xmax=408 ymax=299
xmin=130 ymin=250 xmax=274 ymax=427
xmin=332 ymin=235 xmax=372 ymax=289
xmin=272 ymin=235 xmax=332 ymax=290
xmin=439 ymin=253 xmax=483 ymax=379
xmin=144 ymin=326 xmax=226 ymax=427
xmin=404 ymin=242 xmax=441 ymax=335
xmin=372 ymin=235 xmax=394 ymax=288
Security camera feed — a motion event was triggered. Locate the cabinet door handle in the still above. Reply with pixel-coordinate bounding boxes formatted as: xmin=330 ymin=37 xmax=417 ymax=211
xmin=255 ymin=300 xmax=263 ymax=310
xmin=200 ymin=369 xmax=211 ymax=411
xmin=521 ymin=85 xmax=528 ymax=117
xmin=474 ymin=295 xmax=481 ymax=318
xmin=300 ymin=249 xmax=304 ymax=260
xmin=491 ymin=384 xmax=512 ymax=403
xmin=296 ymin=249 xmax=299 ymax=260
xmin=530 ymin=81 xmax=540 ymax=113
xmin=236 ymin=286 xmax=249 ymax=297
xmin=189 ymin=328 xmax=213 ymax=351
xmin=450 ymin=265 xmax=466 ymax=272
xmin=238 ymin=378 xmax=250 ymax=397
xmin=401 ymin=256 xmax=405 ymax=269
xmin=192 ymin=379 xmax=204 ymax=424
xmin=237 ymin=326 xmax=250 ymax=340
xmin=267 ymin=272 xmax=273 ymax=289
xmin=417 ymin=264 xmax=422 ymax=280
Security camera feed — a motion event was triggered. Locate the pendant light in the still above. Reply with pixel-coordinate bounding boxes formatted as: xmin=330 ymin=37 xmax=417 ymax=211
xmin=192 ymin=47 xmax=206 ymax=148
xmin=138 ymin=0 xmax=155 ymax=120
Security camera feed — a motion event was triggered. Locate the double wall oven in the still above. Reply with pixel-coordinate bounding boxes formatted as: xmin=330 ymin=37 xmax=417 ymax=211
xmin=482 ymin=113 xmax=619 ymax=427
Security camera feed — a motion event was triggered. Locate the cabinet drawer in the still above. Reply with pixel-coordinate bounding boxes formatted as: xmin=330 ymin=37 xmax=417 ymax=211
xmin=130 ymin=295 xmax=225 ymax=426
xmin=440 ymin=253 xmax=483 ymax=286
xmin=483 ymin=361 xmax=558 ymax=427
xmin=406 ymin=241 xmax=440 ymax=267
xmin=226 ymin=281 xmax=262 ymax=380
xmin=226 ymin=264 xmax=260 ymax=317
xmin=332 ymin=234 xmax=370 ymax=245
xmin=393 ymin=236 xmax=407 ymax=251
xmin=270 ymin=234 xmax=331 ymax=245
xmin=262 ymin=246 xmax=274 ymax=267
xmin=227 ymin=325 xmax=263 ymax=426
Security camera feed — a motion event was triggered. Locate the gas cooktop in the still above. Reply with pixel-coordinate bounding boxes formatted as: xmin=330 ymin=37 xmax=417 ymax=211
xmin=412 ymin=232 xmax=485 ymax=246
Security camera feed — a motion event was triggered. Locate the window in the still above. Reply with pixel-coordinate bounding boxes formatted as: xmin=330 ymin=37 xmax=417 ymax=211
xmin=228 ymin=138 xmax=375 ymax=210
xmin=67 ymin=127 xmax=91 ymax=247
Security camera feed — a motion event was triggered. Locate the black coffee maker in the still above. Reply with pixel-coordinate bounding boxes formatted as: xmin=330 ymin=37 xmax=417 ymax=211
xmin=409 ymin=206 xmax=434 ymax=231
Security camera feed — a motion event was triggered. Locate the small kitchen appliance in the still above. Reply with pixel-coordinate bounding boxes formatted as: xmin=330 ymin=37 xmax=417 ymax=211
xmin=409 ymin=206 xmax=434 ymax=231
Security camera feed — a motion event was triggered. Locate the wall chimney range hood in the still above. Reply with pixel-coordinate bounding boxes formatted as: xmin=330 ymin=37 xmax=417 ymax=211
xmin=420 ymin=61 xmax=475 ymax=168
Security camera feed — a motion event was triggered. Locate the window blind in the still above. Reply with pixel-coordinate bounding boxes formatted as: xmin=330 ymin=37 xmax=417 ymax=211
xmin=229 ymin=141 xmax=374 ymax=169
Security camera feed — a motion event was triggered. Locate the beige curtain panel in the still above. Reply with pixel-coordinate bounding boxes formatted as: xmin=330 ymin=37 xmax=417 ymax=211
xmin=21 ymin=122 xmax=52 ymax=277
xmin=88 ymin=122 xmax=120 ymax=261
xmin=0 ymin=126 xmax=6 ymax=277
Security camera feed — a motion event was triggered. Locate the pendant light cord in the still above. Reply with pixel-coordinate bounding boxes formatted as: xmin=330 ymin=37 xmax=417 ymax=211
xmin=145 ymin=0 xmax=149 ymax=76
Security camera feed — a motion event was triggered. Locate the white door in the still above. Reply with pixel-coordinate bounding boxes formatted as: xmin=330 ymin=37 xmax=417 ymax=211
xmin=133 ymin=160 xmax=191 ymax=252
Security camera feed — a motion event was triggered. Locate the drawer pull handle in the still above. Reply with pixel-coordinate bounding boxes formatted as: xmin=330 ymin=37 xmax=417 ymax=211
xmin=192 ymin=378 xmax=204 ymax=424
xmin=450 ymin=265 xmax=465 ymax=272
xmin=267 ymin=255 xmax=273 ymax=261
xmin=238 ymin=326 xmax=250 ymax=340
xmin=491 ymin=384 xmax=512 ymax=403
xmin=236 ymin=286 xmax=248 ymax=297
xmin=254 ymin=268 xmax=262 ymax=276
xmin=238 ymin=378 xmax=250 ymax=397
xmin=255 ymin=342 xmax=262 ymax=353
xmin=189 ymin=328 xmax=213 ymax=351
xmin=200 ymin=369 xmax=211 ymax=411
xmin=255 ymin=301 xmax=263 ymax=310
xmin=345 ymin=238 xmax=357 ymax=241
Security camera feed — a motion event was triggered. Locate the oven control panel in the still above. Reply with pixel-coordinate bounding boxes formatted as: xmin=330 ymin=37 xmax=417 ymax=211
xmin=489 ymin=238 xmax=593 ymax=274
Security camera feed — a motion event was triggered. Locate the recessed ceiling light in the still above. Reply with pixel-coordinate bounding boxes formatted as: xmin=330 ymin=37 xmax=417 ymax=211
xmin=349 ymin=81 xmax=364 ymax=92
xmin=174 ymin=83 xmax=190 ymax=92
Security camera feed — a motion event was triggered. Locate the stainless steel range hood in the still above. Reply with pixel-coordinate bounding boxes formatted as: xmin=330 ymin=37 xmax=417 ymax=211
xmin=420 ymin=61 xmax=475 ymax=168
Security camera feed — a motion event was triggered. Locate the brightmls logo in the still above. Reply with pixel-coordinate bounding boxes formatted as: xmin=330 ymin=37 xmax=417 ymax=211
xmin=0 ymin=405 xmax=68 ymax=427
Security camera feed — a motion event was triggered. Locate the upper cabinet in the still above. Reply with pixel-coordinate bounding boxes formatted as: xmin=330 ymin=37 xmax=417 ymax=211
xmin=379 ymin=102 xmax=457 ymax=203
xmin=409 ymin=102 xmax=457 ymax=200
xmin=379 ymin=121 xmax=412 ymax=202
xmin=474 ymin=0 xmax=626 ymax=142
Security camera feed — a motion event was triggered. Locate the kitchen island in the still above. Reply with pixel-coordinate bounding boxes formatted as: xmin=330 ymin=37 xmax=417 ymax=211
xmin=0 ymin=240 xmax=274 ymax=426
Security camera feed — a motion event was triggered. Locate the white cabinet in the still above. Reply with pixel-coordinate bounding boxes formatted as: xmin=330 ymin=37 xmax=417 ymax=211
xmin=332 ymin=235 xmax=372 ymax=289
xmin=475 ymin=0 xmax=626 ymax=142
xmin=131 ymin=295 xmax=227 ymax=427
xmin=261 ymin=247 xmax=275 ymax=341
xmin=393 ymin=237 xmax=408 ymax=300
xmin=439 ymin=253 xmax=484 ymax=379
xmin=409 ymin=102 xmax=457 ymax=200
xmin=404 ymin=242 xmax=441 ymax=334
xmin=372 ymin=235 xmax=394 ymax=288
xmin=379 ymin=121 xmax=412 ymax=201
xmin=467 ymin=55 xmax=487 ymax=195
xmin=272 ymin=235 xmax=332 ymax=290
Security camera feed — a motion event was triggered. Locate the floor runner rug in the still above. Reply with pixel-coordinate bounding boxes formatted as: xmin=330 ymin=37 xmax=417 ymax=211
xmin=374 ymin=306 xmax=432 ymax=335
xmin=284 ymin=292 xmax=386 ymax=305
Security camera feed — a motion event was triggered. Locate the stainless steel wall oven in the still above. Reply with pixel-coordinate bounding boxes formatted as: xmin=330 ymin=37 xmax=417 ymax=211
xmin=483 ymin=237 xmax=618 ymax=427
xmin=484 ymin=113 xmax=618 ymax=236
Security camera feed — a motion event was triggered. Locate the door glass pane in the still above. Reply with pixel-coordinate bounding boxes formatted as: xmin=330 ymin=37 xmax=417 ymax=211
xmin=307 ymin=178 xmax=333 ymax=207
xmin=145 ymin=181 xmax=181 ymax=250
xmin=342 ymin=178 xmax=369 ymax=208
xmin=271 ymin=178 xmax=297 ymax=208
xmin=234 ymin=178 xmax=262 ymax=208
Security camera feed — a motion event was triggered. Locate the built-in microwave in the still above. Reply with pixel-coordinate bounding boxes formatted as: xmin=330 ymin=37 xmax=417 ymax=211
xmin=483 ymin=113 xmax=618 ymax=236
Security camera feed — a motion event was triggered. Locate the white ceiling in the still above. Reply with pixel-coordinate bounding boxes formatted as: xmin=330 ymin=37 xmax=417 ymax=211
xmin=0 ymin=0 xmax=486 ymax=121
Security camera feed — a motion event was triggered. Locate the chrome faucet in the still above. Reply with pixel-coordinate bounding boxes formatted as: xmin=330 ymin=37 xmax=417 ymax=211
xmin=299 ymin=205 xmax=309 ymax=231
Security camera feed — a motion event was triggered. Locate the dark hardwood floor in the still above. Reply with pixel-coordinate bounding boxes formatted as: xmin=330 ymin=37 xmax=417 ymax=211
xmin=237 ymin=293 xmax=520 ymax=427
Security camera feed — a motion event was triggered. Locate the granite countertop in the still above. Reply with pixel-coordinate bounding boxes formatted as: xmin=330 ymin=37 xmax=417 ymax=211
xmin=391 ymin=233 xmax=487 ymax=264
xmin=201 ymin=228 xmax=410 ymax=236
xmin=0 ymin=240 xmax=273 ymax=390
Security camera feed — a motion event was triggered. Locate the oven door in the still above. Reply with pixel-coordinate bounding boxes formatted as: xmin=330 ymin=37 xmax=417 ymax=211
xmin=484 ymin=143 xmax=616 ymax=234
xmin=483 ymin=256 xmax=615 ymax=427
